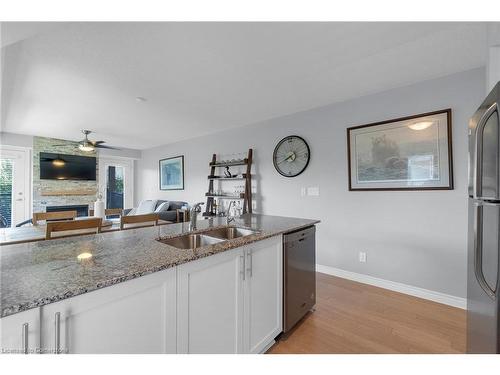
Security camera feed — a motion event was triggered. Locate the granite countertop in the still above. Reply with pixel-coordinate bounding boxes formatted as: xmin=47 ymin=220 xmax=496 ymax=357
xmin=0 ymin=214 xmax=319 ymax=318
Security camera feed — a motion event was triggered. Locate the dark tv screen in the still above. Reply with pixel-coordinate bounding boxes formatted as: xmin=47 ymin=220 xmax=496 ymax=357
xmin=40 ymin=152 xmax=97 ymax=180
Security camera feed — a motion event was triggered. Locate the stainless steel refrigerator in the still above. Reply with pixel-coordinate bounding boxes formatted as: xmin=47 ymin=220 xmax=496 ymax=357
xmin=467 ymin=82 xmax=500 ymax=353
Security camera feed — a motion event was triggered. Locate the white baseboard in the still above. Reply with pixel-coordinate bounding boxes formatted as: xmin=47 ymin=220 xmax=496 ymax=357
xmin=316 ymin=264 xmax=466 ymax=309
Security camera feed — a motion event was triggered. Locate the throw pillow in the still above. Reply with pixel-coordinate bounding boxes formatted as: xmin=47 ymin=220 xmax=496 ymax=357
xmin=155 ymin=201 xmax=170 ymax=213
xmin=135 ymin=199 xmax=158 ymax=214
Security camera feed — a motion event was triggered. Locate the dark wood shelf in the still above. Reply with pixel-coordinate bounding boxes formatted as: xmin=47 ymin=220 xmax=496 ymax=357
xmin=208 ymin=197 xmax=244 ymax=200
xmin=209 ymin=159 xmax=248 ymax=167
xmin=207 ymin=175 xmax=247 ymax=181
xmin=205 ymin=193 xmax=245 ymax=199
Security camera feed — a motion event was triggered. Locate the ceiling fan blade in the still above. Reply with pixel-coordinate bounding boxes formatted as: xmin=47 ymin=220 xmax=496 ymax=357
xmin=51 ymin=144 xmax=74 ymax=147
xmin=94 ymin=144 xmax=121 ymax=150
xmin=52 ymin=132 xmax=117 ymax=150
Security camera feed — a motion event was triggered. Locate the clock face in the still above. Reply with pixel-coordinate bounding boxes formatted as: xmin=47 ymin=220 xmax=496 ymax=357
xmin=273 ymin=135 xmax=310 ymax=177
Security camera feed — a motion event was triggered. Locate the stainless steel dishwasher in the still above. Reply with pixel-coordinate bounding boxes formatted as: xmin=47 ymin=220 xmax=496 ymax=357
xmin=283 ymin=225 xmax=316 ymax=333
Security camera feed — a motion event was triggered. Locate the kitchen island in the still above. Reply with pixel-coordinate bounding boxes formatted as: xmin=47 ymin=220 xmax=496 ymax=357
xmin=0 ymin=214 xmax=319 ymax=354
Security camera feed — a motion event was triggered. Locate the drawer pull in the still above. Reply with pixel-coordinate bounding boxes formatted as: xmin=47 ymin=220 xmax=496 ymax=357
xmin=54 ymin=312 xmax=61 ymax=354
xmin=22 ymin=323 xmax=28 ymax=354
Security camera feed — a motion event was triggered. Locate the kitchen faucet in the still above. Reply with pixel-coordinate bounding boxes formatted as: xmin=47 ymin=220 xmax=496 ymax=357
xmin=189 ymin=202 xmax=205 ymax=231
xmin=225 ymin=200 xmax=237 ymax=225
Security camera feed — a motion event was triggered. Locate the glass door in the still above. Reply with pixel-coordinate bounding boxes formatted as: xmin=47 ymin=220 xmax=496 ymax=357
xmin=99 ymin=157 xmax=134 ymax=214
xmin=106 ymin=165 xmax=124 ymax=212
xmin=0 ymin=148 xmax=29 ymax=228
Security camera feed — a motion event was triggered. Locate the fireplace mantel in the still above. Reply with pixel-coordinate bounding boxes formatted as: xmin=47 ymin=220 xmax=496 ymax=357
xmin=40 ymin=189 xmax=97 ymax=196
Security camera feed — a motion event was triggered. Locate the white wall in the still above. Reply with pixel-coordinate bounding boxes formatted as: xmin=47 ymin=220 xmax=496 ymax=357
xmin=0 ymin=132 xmax=33 ymax=148
xmin=137 ymin=68 xmax=485 ymax=298
xmin=487 ymin=24 xmax=500 ymax=91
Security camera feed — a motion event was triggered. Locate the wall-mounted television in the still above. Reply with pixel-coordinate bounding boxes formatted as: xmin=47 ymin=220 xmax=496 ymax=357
xmin=40 ymin=152 xmax=97 ymax=180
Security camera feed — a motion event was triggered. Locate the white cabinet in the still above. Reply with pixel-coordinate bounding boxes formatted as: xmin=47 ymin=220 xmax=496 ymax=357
xmin=40 ymin=267 xmax=177 ymax=354
xmin=243 ymin=236 xmax=283 ymax=353
xmin=0 ymin=308 xmax=40 ymax=354
xmin=177 ymin=235 xmax=282 ymax=353
xmin=1 ymin=235 xmax=284 ymax=354
xmin=176 ymin=247 xmax=244 ymax=353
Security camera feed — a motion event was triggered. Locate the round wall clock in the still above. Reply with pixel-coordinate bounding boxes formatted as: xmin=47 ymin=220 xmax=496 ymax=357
xmin=273 ymin=135 xmax=310 ymax=177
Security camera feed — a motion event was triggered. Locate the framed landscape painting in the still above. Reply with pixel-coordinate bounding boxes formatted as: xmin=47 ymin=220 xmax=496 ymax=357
xmin=347 ymin=109 xmax=453 ymax=191
xmin=159 ymin=155 xmax=184 ymax=190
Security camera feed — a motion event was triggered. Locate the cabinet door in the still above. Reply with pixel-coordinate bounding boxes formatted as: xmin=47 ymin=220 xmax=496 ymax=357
xmin=177 ymin=247 xmax=244 ymax=353
xmin=0 ymin=308 xmax=40 ymax=354
xmin=40 ymin=268 xmax=177 ymax=354
xmin=244 ymin=235 xmax=282 ymax=354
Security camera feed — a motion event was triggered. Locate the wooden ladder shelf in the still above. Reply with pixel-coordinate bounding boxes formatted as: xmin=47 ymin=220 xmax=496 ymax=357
xmin=203 ymin=148 xmax=253 ymax=217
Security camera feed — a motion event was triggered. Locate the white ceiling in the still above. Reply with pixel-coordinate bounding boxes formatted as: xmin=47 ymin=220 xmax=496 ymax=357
xmin=0 ymin=22 xmax=69 ymax=47
xmin=0 ymin=22 xmax=491 ymax=150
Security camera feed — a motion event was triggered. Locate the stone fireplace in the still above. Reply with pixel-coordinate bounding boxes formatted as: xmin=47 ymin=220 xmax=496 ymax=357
xmin=33 ymin=136 xmax=99 ymax=214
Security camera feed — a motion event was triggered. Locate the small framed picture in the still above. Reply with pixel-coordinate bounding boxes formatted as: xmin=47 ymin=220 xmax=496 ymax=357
xmin=159 ymin=155 xmax=184 ymax=190
xmin=347 ymin=109 xmax=453 ymax=191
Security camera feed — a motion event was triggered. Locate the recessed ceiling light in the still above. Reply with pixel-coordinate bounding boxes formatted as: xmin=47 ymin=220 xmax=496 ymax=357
xmin=136 ymin=96 xmax=147 ymax=102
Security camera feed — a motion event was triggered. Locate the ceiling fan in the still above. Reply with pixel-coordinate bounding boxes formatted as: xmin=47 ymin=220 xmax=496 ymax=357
xmin=54 ymin=130 xmax=121 ymax=152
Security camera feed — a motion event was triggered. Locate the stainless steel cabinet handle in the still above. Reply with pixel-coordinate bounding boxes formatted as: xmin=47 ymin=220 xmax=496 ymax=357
xmin=246 ymin=250 xmax=252 ymax=277
xmin=54 ymin=312 xmax=61 ymax=354
xmin=474 ymin=103 xmax=498 ymax=199
xmin=22 ymin=323 xmax=28 ymax=354
xmin=240 ymin=255 xmax=245 ymax=280
xmin=473 ymin=203 xmax=496 ymax=299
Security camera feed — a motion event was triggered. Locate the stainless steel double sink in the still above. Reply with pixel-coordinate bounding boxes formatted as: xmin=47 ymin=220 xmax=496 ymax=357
xmin=157 ymin=227 xmax=260 ymax=250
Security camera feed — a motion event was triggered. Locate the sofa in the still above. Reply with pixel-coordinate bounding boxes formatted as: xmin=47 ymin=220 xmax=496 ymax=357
xmin=124 ymin=200 xmax=188 ymax=223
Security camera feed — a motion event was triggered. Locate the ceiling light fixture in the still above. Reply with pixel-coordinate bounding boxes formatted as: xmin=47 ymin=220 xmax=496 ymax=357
xmin=78 ymin=143 xmax=95 ymax=152
xmin=135 ymin=96 xmax=147 ymax=102
xmin=408 ymin=121 xmax=434 ymax=131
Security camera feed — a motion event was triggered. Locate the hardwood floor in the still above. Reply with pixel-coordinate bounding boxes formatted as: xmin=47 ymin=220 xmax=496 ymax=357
xmin=269 ymin=272 xmax=466 ymax=354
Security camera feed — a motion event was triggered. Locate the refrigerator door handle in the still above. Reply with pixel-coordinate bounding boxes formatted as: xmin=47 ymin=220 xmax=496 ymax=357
xmin=474 ymin=103 xmax=498 ymax=199
xmin=473 ymin=203 xmax=497 ymax=299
